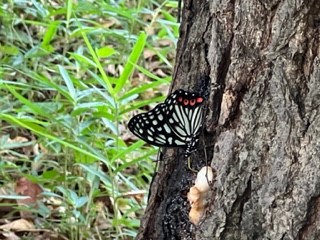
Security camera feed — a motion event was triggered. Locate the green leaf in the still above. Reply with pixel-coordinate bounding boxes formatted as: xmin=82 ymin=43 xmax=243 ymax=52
xmin=69 ymin=53 xmax=97 ymax=67
xmin=5 ymin=85 xmax=51 ymax=118
xmin=81 ymin=30 xmax=115 ymax=97
xmin=120 ymin=95 xmax=166 ymax=115
xmin=0 ymin=114 xmax=108 ymax=163
xmin=96 ymin=46 xmax=117 ymax=58
xmin=115 ymin=147 xmax=157 ymax=173
xmin=66 ymin=0 xmax=73 ymax=27
xmin=78 ymin=164 xmax=113 ymax=190
xmin=0 ymin=45 xmax=19 ymax=55
xmin=75 ymin=196 xmax=89 ymax=208
xmin=114 ymin=32 xmax=147 ymax=94
xmin=58 ymin=65 xmax=76 ymax=102
xmin=119 ymin=81 xmax=167 ymax=102
xmin=41 ymin=21 xmax=59 ymax=47
xmin=111 ymin=140 xmax=145 ymax=163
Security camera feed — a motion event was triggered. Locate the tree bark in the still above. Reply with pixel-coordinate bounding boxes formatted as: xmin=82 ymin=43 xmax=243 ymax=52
xmin=137 ymin=0 xmax=320 ymax=239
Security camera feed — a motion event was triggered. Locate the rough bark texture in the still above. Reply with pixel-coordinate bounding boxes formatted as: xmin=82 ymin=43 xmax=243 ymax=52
xmin=137 ymin=0 xmax=320 ymax=239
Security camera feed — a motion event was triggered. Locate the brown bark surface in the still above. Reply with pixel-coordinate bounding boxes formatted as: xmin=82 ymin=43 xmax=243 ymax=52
xmin=137 ymin=0 xmax=320 ymax=239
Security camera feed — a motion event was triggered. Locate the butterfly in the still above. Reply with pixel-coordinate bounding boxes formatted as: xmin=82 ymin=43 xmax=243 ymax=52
xmin=128 ymin=89 xmax=205 ymax=157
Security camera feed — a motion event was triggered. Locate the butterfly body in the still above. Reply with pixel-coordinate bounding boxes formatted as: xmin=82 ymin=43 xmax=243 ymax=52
xmin=128 ymin=89 xmax=205 ymax=157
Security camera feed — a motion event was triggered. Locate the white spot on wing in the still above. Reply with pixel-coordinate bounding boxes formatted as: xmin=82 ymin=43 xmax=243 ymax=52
xmin=156 ymin=137 xmax=166 ymax=144
xmin=164 ymin=124 xmax=171 ymax=133
xmin=159 ymin=134 xmax=166 ymax=140
xmin=174 ymin=139 xmax=185 ymax=145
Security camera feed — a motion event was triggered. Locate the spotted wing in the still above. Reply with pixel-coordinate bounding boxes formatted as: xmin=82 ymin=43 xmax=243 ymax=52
xmin=128 ymin=89 xmax=205 ymax=155
xmin=164 ymin=89 xmax=204 ymax=143
xmin=128 ymin=102 xmax=187 ymax=147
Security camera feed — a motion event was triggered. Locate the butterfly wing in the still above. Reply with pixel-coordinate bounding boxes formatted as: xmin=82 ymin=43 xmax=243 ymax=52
xmin=165 ymin=90 xmax=204 ymax=141
xmin=128 ymin=89 xmax=205 ymax=155
xmin=128 ymin=102 xmax=186 ymax=147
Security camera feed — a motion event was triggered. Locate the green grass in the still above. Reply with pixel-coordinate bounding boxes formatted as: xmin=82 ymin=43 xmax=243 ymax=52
xmin=0 ymin=0 xmax=179 ymax=239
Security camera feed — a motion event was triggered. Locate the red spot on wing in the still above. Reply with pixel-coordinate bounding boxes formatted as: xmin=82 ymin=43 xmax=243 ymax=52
xmin=178 ymin=97 xmax=183 ymax=102
xmin=184 ymin=99 xmax=189 ymax=105
xmin=196 ymin=97 xmax=204 ymax=103
xmin=190 ymin=99 xmax=196 ymax=106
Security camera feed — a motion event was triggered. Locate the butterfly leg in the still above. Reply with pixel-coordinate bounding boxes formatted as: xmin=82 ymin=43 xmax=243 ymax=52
xmin=187 ymin=156 xmax=197 ymax=172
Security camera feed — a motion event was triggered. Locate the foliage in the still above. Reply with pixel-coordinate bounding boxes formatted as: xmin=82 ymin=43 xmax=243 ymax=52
xmin=0 ymin=0 xmax=179 ymax=239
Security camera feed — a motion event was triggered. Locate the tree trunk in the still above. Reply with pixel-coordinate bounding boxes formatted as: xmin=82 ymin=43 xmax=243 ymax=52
xmin=137 ymin=0 xmax=320 ymax=239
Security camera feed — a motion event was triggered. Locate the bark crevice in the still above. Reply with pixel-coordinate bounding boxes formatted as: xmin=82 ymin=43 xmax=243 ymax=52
xmin=220 ymin=177 xmax=252 ymax=239
xmin=298 ymin=195 xmax=320 ymax=239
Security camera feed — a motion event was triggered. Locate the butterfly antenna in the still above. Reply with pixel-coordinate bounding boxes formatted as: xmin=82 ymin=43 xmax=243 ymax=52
xmin=148 ymin=170 xmax=158 ymax=201
xmin=154 ymin=149 xmax=163 ymax=168
xmin=147 ymin=150 xmax=162 ymax=201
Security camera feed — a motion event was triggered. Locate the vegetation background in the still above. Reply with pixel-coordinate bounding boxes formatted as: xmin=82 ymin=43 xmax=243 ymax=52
xmin=0 ymin=0 xmax=179 ymax=239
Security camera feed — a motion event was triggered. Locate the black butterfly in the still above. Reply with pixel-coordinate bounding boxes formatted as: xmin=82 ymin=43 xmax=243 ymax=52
xmin=128 ymin=89 xmax=205 ymax=157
